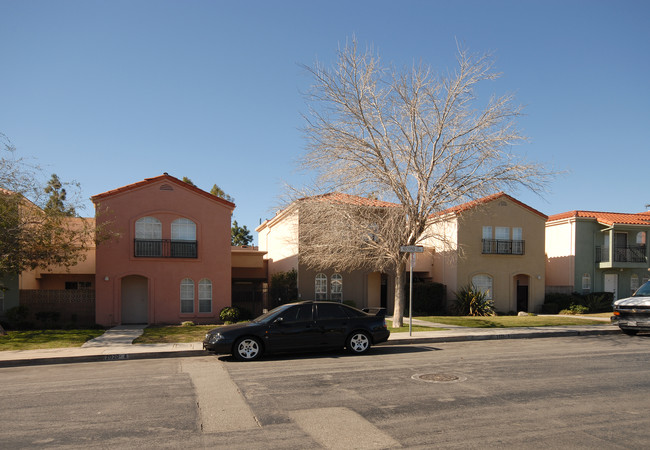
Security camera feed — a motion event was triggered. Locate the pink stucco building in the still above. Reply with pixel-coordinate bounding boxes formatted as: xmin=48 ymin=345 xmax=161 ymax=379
xmin=92 ymin=174 xmax=234 ymax=326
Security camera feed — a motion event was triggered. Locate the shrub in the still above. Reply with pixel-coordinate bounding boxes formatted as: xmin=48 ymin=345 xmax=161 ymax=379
xmin=410 ymin=282 xmax=447 ymax=315
xmin=220 ymin=307 xmax=241 ymax=323
xmin=181 ymin=321 xmax=195 ymax=327
xmin=582 ymin=293 xmax=613 ymax=313
xmin=559 ymin=304 xmax=589 ymax=315
xmin=453 ymin=284 xmax=495 ymax=317
xmin=4 ymin=305 xmax=32 ymax=329
xmin=269 ymin=269 xmax=298 ymax=304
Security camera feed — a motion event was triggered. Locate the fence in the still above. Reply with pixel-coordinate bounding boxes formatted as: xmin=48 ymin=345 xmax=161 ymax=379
xmin=19 ymin=290 xmax=95 ymax=326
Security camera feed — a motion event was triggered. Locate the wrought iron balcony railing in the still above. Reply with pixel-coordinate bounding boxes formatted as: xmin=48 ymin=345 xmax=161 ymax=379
xmin=134 ymin=239 xmax=198 ymax=258
xmin=481 ymin=239 xmax=525 ymax=255
xmin=596 ymin=245 xmax=646 ymax=263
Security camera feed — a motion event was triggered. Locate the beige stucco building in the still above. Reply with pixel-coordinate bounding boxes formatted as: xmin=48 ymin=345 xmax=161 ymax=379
xmin=425 ymin=193 xmax=548 ymax=313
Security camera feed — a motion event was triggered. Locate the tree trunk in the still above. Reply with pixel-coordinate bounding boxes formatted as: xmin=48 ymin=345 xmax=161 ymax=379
xmin=392 ymin=261 xmax=406 ymax=327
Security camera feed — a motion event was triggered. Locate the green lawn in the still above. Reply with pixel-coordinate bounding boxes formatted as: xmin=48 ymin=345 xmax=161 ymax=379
xmin=133 ymin=324 xmax=220 ymax=344
xmin=0 ymin=329 xmax=106 ymax=351
xmin=417 ymin=315 xmax=608 ymax=328
xmin=386 ymin=321 xmax=447 ymax=333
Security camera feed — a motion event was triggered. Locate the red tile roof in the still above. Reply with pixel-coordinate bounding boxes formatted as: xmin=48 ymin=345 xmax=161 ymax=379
xmin=547 ymin=210 xmax=650 ymax=226
xmin=432 ymin=192 xmax=548 ymax=219
xmin=91 ymin=173 xmax=235 ymax=208
xmin=306 ymin=192 xmax=400 ymax=208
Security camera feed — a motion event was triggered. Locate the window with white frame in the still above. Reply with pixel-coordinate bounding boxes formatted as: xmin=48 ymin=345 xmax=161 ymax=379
xmin=582 ymin=273 xmax=591 ymax=291
xmin=512 ymin=227 xmax=523 ymax=254
xmin=135 ymin=216 xmax=162 ymax=239
xmin=631 ymin=274 xmax=640 ymax=292
xmin=471 ymin=274 xmax=493 ymax=300
xmin=482 ymin=226 xmax=493 ymax=253
xmin=315 ymin=273 xmax=327 ymax=300
xmin=198 ymin=279 xmax=212 ymax=313
xmin=172 ymin=218 xmax=196 ymax=241
xmin=330 ymin=274 xmax=343 ymax=302
xmin=180 ymin=278 xmax=194 ymax=313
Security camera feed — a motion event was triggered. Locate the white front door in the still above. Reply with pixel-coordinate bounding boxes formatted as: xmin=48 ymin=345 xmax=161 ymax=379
xmin=604 ymin=274 xmax=618 ymax=300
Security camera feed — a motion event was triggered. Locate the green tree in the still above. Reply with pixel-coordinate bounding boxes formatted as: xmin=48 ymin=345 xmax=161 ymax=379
xmin=44 ymin=174 xmax=75 ymax=216
xmin=210 ymin=184 xmax=234 ymax=203
xmin=231 ymin=220 xmax=253 ymax=246
xmin=1 ymin=134 xmax=95 ymax=274
xmin=182 ymin=176 xmax=196 ymax=187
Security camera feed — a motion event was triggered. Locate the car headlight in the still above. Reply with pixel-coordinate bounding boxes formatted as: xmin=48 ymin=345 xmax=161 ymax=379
xmin=206 ymin=333 xmax=223 ymax=344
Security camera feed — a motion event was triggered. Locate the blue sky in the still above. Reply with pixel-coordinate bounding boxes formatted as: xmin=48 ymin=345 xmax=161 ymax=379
xmin=1 ymin=0 xmax=648 ymax=243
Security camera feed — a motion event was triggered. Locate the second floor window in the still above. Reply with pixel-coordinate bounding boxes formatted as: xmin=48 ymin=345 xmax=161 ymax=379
xmin=482 ymin=226 xmax=524 ymax=255
xmin=135 ymin=216 xmax=197 ymax=258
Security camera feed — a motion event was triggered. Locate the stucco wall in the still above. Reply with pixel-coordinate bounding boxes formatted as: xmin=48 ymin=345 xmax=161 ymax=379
xmin=94 ymin=177 xmax=233 ymax=326
xmin=454 ymin=197 xmax=547 ymax=313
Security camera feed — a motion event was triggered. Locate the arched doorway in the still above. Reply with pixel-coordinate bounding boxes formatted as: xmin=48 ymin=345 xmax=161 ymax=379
xmin=514 ymin=274 xmax=530 ymax=312
xmin=121 ymin=275 xmax=148 ymax=324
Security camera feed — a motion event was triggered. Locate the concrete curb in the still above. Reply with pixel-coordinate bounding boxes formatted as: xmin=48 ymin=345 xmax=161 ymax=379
xmin=0 ymin=326 xmax=621 ymax=368
xmin=0 ymin=349 xmax=211 ymax=368
xmin=385 ymin=327 xmax=620 ymax=346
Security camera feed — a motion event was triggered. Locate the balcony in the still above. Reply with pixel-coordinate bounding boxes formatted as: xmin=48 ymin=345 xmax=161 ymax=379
xmin=134 ymin=239 xmax=198 ymax=258
xmin=596 ymin=245 xmax=647 ymax=265
xmin=482 ymin=239 xmax=525 ymax=255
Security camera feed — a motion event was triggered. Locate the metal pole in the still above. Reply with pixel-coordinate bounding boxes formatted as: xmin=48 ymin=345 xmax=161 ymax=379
xmin=409 ymin=253 xmax=413 ymax=336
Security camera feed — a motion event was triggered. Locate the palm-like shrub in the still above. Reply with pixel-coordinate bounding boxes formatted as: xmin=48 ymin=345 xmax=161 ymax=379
xmin=453 ymin=284 xmax=495 ymax=316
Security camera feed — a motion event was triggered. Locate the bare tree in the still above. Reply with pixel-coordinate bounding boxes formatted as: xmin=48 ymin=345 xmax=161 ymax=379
xmin=297 ymin=40 xmax=552 ymax=326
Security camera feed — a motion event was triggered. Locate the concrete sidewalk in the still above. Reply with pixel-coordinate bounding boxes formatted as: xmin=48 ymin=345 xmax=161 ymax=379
xmin=0 ymin=321 xmax=620 ymax=368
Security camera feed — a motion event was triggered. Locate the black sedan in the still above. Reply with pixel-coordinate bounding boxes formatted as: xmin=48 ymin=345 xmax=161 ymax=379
xmin=203 ymin=301 xmax=390 ymax=361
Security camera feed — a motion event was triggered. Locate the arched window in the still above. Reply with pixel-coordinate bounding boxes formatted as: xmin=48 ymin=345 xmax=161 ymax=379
xmin=172 ymin=218 xmax=196 ymax=241
xmin=135 ymin=217 xmax=162 ymax=257
xmin=315 ymin=274 xmax=327 ymax=301
xmin=180 ymin=278 xmax=194 ymax=313
xmin=198 ymin=279 xmax=212 ymax=313
xmin=331 ymin=274 xmax=343 ymax=302
xmin=471 ymin=274 xmax=493 ymax=300
xmin=171 ymin=218 xmax=197 ymax=258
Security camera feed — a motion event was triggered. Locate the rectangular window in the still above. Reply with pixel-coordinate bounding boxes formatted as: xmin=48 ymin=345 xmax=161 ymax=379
xmin=495 ymin=227 xmax=510 ymax=240
xmin=582 ymin=273 xmax=591 ymax=291
xmin=512 ymin=227 xmax=523 ymax=255
xmin=482 ymin=226 xmax=492 ymax=239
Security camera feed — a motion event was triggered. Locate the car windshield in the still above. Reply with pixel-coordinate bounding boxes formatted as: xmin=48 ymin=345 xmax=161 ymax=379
xmin=251 ymin=304 xmax=294 ymax=323
xmin=633 ymin=281 xmax=650 ymax=297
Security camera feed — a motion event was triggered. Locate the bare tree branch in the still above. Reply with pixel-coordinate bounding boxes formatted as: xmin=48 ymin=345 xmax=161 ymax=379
xmin=296 ymin=39 xmax=555 ymax=326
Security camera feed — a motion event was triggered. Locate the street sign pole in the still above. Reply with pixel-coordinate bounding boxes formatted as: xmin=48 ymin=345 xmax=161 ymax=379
xmin=400 ymin=245 xmax=424 ymax=337
xmin=409 ymin=253 xmax=414 ymax=336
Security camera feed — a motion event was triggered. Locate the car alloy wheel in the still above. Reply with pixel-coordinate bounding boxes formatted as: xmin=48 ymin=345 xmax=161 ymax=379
xmin=347 ymin=331 xmax=371 ymax=354
xmin=234 ymin=337 xmax=262 ymax=361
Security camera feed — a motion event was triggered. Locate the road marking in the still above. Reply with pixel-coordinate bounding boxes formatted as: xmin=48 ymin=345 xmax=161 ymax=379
xmin=182 ymin=358 xmax=260 ymax=433
xmin=289 ymin=407 xmax=401 ymax=449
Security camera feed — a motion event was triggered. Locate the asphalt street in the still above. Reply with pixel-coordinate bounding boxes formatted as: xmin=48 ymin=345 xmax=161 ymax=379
xmin=1 ymin=334 xmax=649 ymax=449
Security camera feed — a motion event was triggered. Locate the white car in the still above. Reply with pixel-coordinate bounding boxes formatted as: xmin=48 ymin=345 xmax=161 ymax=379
xmin=612 ymin=281 xmax=650 ymax=335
